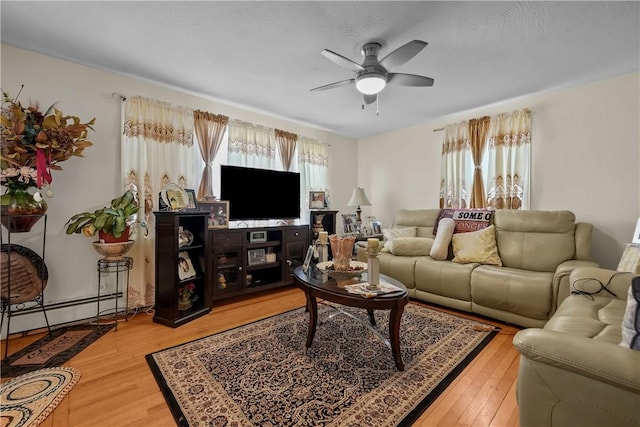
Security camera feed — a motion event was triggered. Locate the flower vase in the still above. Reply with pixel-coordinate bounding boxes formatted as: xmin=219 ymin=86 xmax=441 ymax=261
xmin=178 ymin=298 xmax=193 ymax=311
xmin=0 ymin=186 xmax=48 ymax=232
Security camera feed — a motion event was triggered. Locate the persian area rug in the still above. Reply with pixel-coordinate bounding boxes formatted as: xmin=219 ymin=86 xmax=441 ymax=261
xmin=2 ymin=324 xmax=114 ymax=377
xmin=146 ymin=303 xmax=499 ymax=427
xmin=0 ymin=366 xmax=81 ymax=427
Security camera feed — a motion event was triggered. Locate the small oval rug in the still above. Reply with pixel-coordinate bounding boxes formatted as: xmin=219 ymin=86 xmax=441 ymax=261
xmin=0 ymin=366 xmax=81 ymax=427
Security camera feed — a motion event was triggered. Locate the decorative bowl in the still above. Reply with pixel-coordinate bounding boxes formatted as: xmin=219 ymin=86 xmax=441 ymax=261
xmin=93 ymin=240 xmax=135 ymax=260
xmin=316 ymin=260 xmax=367 ymax=280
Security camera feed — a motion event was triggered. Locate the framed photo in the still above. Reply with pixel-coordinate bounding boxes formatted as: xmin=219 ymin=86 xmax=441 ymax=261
xmin=248 ymin=248 xmax=266 ymax=265
xmin=342 ymin=213 xmax=357 ymax=234
xmin=633 ymin=218 xmax=640 ymax=245
xmin=250 ymin=230 xmax=267 ymax=243
xmin=184 ymin=189 xmax=198 ymax=210
xmin=309 ymin=191 xmax=327 ymax=209
xmin=302 ymin=245 xmax=314 ymax=272
xmin=370 ymin=220 xmax=382 ymax=235
xmin=161 ymin=183 xmax=189 ymax=211
xmin=200 ymin=200 xmax=229 ymax=229
xmin=177 ymin=251 xmax=197 ymax=281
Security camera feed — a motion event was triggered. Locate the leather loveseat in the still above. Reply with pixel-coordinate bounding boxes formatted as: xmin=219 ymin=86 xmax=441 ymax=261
xmin=512 ymin=269 xmax=640 ymax=426
xmin=356 ymin=208 xmax=598 ymax=327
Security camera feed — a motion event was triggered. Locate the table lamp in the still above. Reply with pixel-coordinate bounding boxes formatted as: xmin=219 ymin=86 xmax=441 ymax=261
xmin=347 ymin=187 xmax=371 ymax=223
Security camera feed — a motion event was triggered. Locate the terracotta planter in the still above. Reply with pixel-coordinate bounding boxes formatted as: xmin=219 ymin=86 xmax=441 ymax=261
xmin=98 ymin=227 xmax=130 ymax=243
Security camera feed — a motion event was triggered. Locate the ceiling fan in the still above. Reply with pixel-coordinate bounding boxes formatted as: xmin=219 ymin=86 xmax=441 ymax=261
xmin=310 ymin=39 xmax=434 ymax=106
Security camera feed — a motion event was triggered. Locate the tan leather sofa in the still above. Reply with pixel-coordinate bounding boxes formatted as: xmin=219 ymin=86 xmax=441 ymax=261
xmin=513 ymin=269 xmax=640 ymax=427
xmin=356 ymin=209 xmax=598 ymax=327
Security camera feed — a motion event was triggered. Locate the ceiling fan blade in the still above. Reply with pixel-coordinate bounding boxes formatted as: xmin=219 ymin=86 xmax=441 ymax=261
xmin=321 ymin=49 xmax=364 ymax=72
xmin=363 ymin=94 xmax=377 ymax=105
xmin=387 ymin=73 xmax=434 ymax=87
xmin=379 ymin=40 xmax=428 ymax=69
xmin=310 ymin=78 xmax=355 ymax=92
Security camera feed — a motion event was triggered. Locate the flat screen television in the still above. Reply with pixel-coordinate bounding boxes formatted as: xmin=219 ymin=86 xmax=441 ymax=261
xmin=220 ymin=165 xmax=301 ymax=221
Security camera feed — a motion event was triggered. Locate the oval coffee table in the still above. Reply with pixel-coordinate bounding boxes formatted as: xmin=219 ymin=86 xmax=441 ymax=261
xmin=293 ymin=265 xmax=409 ymax=371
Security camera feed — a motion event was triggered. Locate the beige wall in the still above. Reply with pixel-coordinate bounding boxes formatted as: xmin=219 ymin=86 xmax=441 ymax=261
xmin=357 ymin=72 xmax=640 ymax=270
xmin=1 ymin=44 xmax=356 ymax=334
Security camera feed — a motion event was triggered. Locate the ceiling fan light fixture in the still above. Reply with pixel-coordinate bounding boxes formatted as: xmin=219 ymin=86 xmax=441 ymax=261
xmin=356 ymin=73 xmax=386 ymax=95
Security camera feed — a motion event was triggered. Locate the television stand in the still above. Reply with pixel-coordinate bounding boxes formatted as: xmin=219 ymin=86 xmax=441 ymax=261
xmin=210 ymin=224 xmax=309 ymax=302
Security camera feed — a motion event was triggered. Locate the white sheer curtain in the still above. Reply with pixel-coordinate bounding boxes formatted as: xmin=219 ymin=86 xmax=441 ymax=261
xmin=486 ymin=109 xmax=531 ymax=210
xmin=227 ymin=119 xmax=276 ymax=169
xmin=439 ymin=121 xmax=472 ymax=208
xmin=121 ymin=96 xmax=197 ymax=308
xmin=298 ymin=136 xmax=329 ymax=220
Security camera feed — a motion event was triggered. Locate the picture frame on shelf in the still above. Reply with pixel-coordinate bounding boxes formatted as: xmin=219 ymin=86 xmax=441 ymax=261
xmin=309 ymin=191 xmax=327 ymax=209
xmin=247 ymin=248 xmax=266 ymax=265
xmin=200 ymin=200 xmax=229 ymax=229
xmin=161 ymin=183 xmax=189 ymax=211
xmin=370 ymin=220 xmax=382 ymax=235
xmin=177 ymin=251 xmax=197 ymax=281
xmin=342 ymin=213 xmax=357 ymax=234
xmin=633 ymin=218 xmax=640 ymax=245
xmin=302 ymin=245 xmax=314 ymax=272
xmin=184 ymin=189 xmax=198 ymax=210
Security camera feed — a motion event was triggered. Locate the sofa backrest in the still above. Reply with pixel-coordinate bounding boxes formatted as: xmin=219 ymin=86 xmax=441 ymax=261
xmin=393 ymin=209 xmax=441 ymax=237
xmin=493 ymin=210 xmax=585 ymax=272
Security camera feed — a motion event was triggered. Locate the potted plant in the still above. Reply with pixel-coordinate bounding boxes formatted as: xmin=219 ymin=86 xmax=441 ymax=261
xmin=65 ymin=189 xmax=140 ymax=243
xmin=1 ymin=87 xmax=95 ymax=232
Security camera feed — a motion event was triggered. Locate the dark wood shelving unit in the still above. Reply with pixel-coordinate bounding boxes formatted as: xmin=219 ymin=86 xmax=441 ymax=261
xmin=153 ymin=211 xmax=211 ymax=327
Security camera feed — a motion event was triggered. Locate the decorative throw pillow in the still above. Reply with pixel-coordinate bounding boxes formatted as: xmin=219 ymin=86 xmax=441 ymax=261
xmin=430 ymin=218 xmax=455 ymax=261
xmin=620 ymin=277 xmax=640 ymax=350
xmin=451 ymin=225 xmax=502 ymax=266
xmin=433 ymin=209 xmax=493 ymax=235
xmin=382 ymin=226 xmax=417 ymax=251
xmin=389 ymin=237 xmax=433 ymax=256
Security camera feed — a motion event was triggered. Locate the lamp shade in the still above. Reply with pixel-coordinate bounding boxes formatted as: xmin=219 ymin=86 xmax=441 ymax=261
xmin=347 ymin=187 xmax=372 ymax=207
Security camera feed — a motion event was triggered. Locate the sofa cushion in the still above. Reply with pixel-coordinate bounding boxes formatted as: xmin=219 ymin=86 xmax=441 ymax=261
xmin=620 ymin=277 xmax=640 ymax=350
xmin=494 ymin=209 xmax=576 ymax=272
xmin=544 ymin=295 xmax=626 ymax=345
xmin=472 ymin=265 xmax=554 ymax=321
xmin=389 ymin=237 xmax=433 ymax=256
xmin=430 ymin=218 xmax=455 ymax=261
xmin=433 ymin=208 xmax=493 ymax=235
xmin=415 ymin=257 xmax=474 ymax=302
xmin=393 ymin=209 xmax=440 ymax=238
xmin=382 ymin=226 xmax=417 ymax=251
xmin=452 ymin=225 xmax=502 ymax=266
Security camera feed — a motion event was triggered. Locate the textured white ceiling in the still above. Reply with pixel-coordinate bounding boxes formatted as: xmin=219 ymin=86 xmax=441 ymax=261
xmin=2 ymin=1 xmax=639 ymax=138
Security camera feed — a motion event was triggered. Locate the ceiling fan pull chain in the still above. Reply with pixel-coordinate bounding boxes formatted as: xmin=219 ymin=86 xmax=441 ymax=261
xmin=376 ymin=94 xmax=380 ymax=116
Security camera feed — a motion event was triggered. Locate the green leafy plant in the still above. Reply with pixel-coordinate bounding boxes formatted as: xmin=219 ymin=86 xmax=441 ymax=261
xmin=65 ymin=190 xmax=140 ymax=238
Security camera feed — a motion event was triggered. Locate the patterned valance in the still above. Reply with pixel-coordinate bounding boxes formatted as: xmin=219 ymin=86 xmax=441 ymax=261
xmin=123 ymin=96 xmax=194 ymax=146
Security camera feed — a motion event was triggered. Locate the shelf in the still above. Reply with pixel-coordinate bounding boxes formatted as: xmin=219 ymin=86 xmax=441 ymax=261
xmin=246 ymin=241 xmax=281 ymax=249
xmin=246 ymin=261 xmax=280 ymax=272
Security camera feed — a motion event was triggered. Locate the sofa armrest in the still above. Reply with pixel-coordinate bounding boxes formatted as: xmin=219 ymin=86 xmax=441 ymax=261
xmin=569 ymin=267 xmax=637 ymax=301
xmin=513 ymin=328 xmax=640 ymax=393
xmin=553 ymin=260 xmax=599 ymax=307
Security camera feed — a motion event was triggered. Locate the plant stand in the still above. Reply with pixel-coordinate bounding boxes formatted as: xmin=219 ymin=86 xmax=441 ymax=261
xmin=96 ymin=256 xmax=133 ymax=331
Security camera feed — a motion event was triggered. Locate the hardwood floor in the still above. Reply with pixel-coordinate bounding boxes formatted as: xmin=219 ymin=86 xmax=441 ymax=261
xmin=1 ymin=287 xmax=522 ymax=426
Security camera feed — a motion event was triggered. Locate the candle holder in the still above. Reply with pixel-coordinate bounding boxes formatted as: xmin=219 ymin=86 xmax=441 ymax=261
xmin=367 ymin=240 xmax=380 ymax=290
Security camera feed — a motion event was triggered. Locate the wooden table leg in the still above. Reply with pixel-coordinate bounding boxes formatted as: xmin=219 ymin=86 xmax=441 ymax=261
xmin=367 ymin=308 xmax=376 ymax=326
xmin=305 ymin=293 xmax=318 ymax=349
xmin=389 ymin=303 xmax=406 ymax=371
